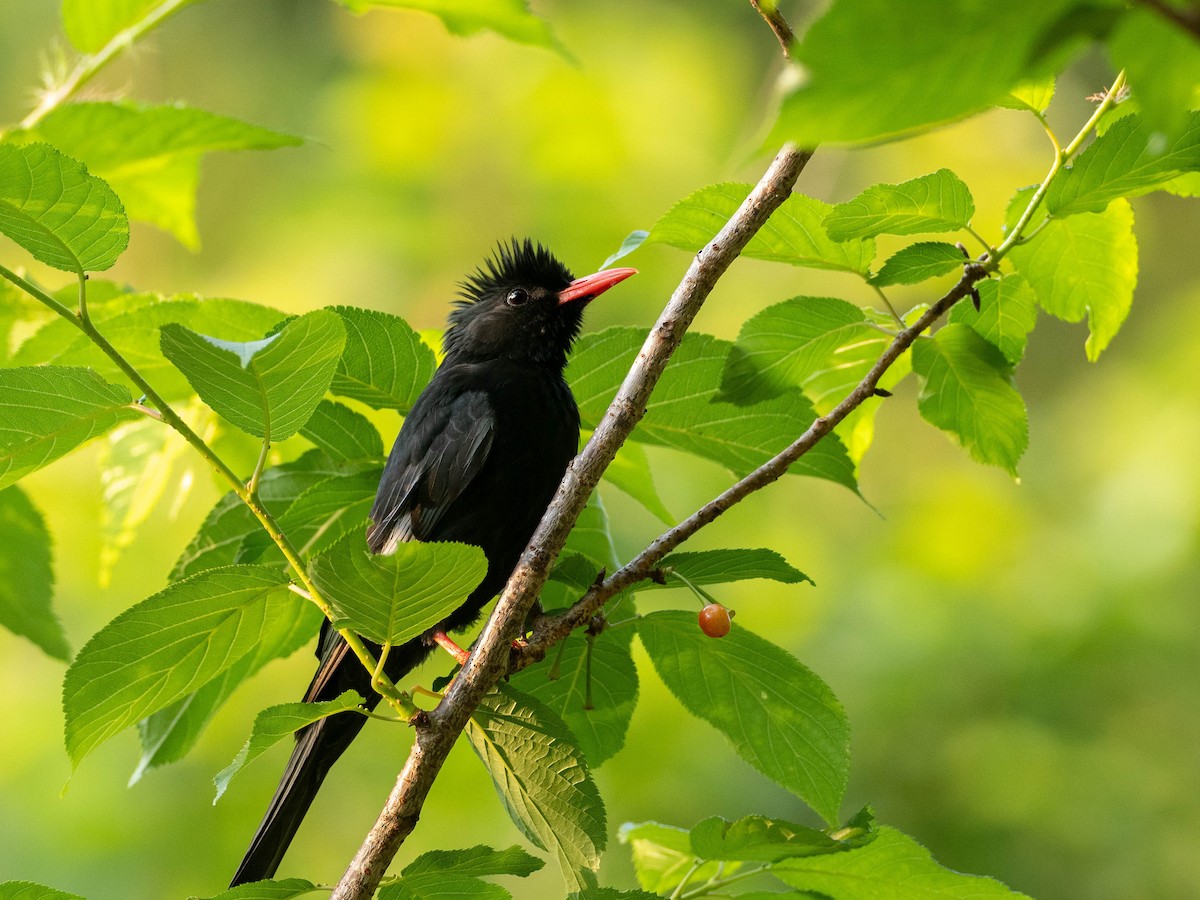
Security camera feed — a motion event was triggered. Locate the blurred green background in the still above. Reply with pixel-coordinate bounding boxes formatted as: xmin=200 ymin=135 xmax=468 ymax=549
xmin=1 ymin=2 xmax=1198 ymax=898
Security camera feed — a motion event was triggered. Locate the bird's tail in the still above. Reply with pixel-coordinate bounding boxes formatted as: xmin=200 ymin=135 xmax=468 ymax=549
xmin=229 ymin=636 xmax=431 ymax=887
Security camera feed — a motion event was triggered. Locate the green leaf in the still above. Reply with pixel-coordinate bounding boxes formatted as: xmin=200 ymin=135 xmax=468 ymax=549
xmin=618 ymin=822 xmax=738 ymax=895
xmin=0 ymin=142 xmax=128 ymax=272
xmin=377 ymin=876 xmax=509 ymax=900
xmin=214 ymin=690 xmax=365 ymax=801
xmin=689 ymin=815 xmax=848 ymax=862
xmin=63 ymin=565 xmax=291 ymax=766
xmin=199 ymin=878 xmax=321 ymax=900
xmin=12 ymin=293 xmax=285 ymax=400
xmin=599 ymin=440 xmax=672 ymax=525
xmin=912 ymin=324 xmax=1028 ymax=475
xmin=1108 ymin=9 xmax=1200 ymax=139
xmin=719 ymin=298 xmax=909 ymax=464
xmin=824 ymin=170 xmax=975 ymax=241
xmin=632 ymin=184 xmax=875 ymax=275
xmin=308 ymin=536 xmax=486 ymax=645
xmin=299 ymin=399 xmax=384 ymax=462
xmin=0 ymin=883 xmax=84 ymax=900
xmin=509 ymin=624 xmax=638 ymax=767
xmin=766 ymin=0 xmax=1080 ymax=145
xmin=0 ymin=486 xmax=68 ymax=659
xmin=948 ymin=275 xmax=1038 ymax=366
xmin=0 ymin=366 xmax=138 ymax=490
xmin=651 ymin=548 xmax=811 ymax=589
xmin=19 ymin=102 xmax=301 ymax=247
xmin=774 ymin=826 xmax=1031 ymax=899
xmin=601 ymin=229 xmax=648 ymax=268
xmin=335 ymin=0 xmax=563 ymax=54
xmin=62 ymin=0 xmax=202 ymax=53
xmin=569 ymin=328 xmax=858 ymax=491
xmin=160 ymin=309 xmax=346 ymax=440
xmin=466 ymin=684 xmax=606 ymax=892
xmin=998 ymin=77 xmax=1056 ymax=114
xmin=568 ymin=891 xmax=661 ymax=900
xmin=637 ymin=610 xmax=849 ymax=824
xmin=871 ymin=241 xmax=966 ymax=287
xmin=402 ymin=845 xmax=544 ymax=878
xmin=131 ymin=595 xmax=321 ymax=782
xmin=329 ymin=306 xmax=438 ymax=411
xmin=1009 ymin=197 xmax=1138 ymax=360
xmin=1047 ymin=111 xmax=1200 ymax=216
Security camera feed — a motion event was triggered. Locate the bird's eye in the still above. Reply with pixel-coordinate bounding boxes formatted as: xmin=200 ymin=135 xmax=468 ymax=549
xmin=506 ymin=288 xmax=529 ymax=307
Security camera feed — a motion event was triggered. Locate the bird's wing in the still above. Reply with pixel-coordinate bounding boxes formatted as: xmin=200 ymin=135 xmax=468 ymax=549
xmin=366 ymin=388 xmax=495 ymax=554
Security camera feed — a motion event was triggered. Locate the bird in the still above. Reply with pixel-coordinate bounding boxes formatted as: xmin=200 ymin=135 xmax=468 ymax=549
xmin=229 ymin=239 xmax=637 ymax=886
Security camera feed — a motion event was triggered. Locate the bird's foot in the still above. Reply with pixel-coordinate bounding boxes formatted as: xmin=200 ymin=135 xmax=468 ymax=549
xmin=431 ymin=630 xmax=470 ymax=665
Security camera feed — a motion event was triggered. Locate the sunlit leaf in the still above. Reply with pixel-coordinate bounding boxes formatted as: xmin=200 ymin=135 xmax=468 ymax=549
xmin=328 ymin=306 xmax=438 ymax=412
xmin=0 ymin=143 xmax=128 ymax=272
xmin=0 ymin=882 xmax=84 ymax=900
xmin=160 ymin=309 xmax=346 ymax=440
xmin=401 ymin=845 xmax=544 ymax=878
xmin=774 ymin=826 xmax=1031 ymax=898
xmin=308 ymin=536 xmax=486 ymax=644
xmin=377 ymin=875 xmax=510 ymax=899
xmin=199 ymin=878 xmax=321 ymax=900
xmin=61 ymin=0 xmax=202 ymax=53
xmin=1047 ymin=112 xmax=1200 ymax=216
xmin=912 ymin=324 xmax=1028 ymax=475
xmin=871 ymin=242 xmax=965 ymax=287
xmin=600 ymin=439 xmax=672 ymax=525
xmin=618 ymin=822 xmax=739 ymax=895
xmin=948 ymin=274 xmax=1038 ymax=366
xmin=336 ymin=0 xmax=563 ymax=54
xmin=689 ymin=814 xmax=850 ymax=862
xmin=63 ymin=565 xmax=291 ymax=766
xmin=214 ymin=690 xmax=365 ymax=801
xmin=824 ymin=170 xmax=975 ymax=241
xmin=0 ymin=486 xmax=68 ymax=659
xmin=0 ymin=366 xmax=138 ymax=490
xmin=466 ymin=684 xmax=606 ymax=892
xmin=650 ymin=548 xmax=811 ymax=589
xmin=638 ymin=610 xmax=849 ymax=824
xmin=998 ymin=77 xmax=1056 ymax=114
xmin=299 ymin=399 xmax=384 ymax=462
xmin=1009 ymin=197 xmax=1137 ymax=360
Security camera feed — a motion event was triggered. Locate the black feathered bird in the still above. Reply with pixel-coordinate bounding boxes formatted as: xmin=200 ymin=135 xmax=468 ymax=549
xmin=229 ymin=239 xmax=636 ymax=886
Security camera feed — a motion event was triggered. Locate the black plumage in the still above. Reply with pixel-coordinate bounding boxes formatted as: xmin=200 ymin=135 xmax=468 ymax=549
xmin=230 ymin=239 xmax=636 ymax=886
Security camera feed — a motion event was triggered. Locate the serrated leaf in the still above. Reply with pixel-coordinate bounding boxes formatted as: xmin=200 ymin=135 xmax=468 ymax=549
xmin=1108 ymin=9 xmax=1200 ymax=139
xmin=61 ymin=0 xmax=202 ymax=53
xmin=0 ymin=143 xmax=128 ymax=272
xmin=160 ymin=309 xmax=346 ymax=440
xmin=718 ymin=298 xmax=909 ymax=463
xmin=308 ymin=536 xmax=486 ymax=645
xmin=1008 ymin=197 xmax=1137 ymax=360
xmin=948 ymin=275 xmax=1037 ymax=366
xmin=402 ymin=845 xmax=544 ymax=878
xmin=824 ymin=170 xmax=975 ymax=241
xmin=198 ymin=878 xmax=321 ymax=900
xmin=568 ymin=328 xmax=857 ymax=490
xmin=600 ymin=439 xmax=672 ymax=525
xmin=12 ymin=293 xmax=285 ymax=400
xmin=998 ymin=77 xmax=1056 ymax=114
xmin=377 ymin=875 xmax=509 ymax=900
xmin=568 ymin=889 xmax=662 ymax=900
xmin=20 ymin=102 xmax=301 ymax=247
xmin=638 ymin=610 xmax=849 ymax=824
xmin=466 ymin=684 xmax=606 ymax=892
xmin=871 ymin=241 xmax=965 ymax=286
xmin=336 ymin=0 xmax=563 ymax=54
xmin=651 ymin=548 xmax=811 ymax=589
xmin=1047 ymin=111 xmax=1200 ymax=216
xmin=63 ymin=565 xmax=291 ymax=766
xmin=766 ymin=0 xmax=1079 ymax=145
xmin=689 ymin=815 xmax=845 ymax=862
xmin=774 ymin=826 xmax=1031 ymax=898
xmin=0 ymin=366 xmax=138 ymax=490
xmin=0 ymin=882 xmax=84 ymax=900
xmin=629 ymin=184 xmax=875 ymax=275
xmin=328 ymin=306 xmax=438 ymax=411
xmin=299 ymin=399 xmax=384 ymax=462
xmin=912 ymin=324 xmax=1028 ymax=475
xmin=131 ymin=596 xmax=321 ymax=782
xmin=509 ymin=625 xmax=638 ymax=767
xmin=214 ymin=690 xmax=365 ymax=801
xmin=0 ymin=486 xmax=67 ymax=659
xmin=617 ymin=822 xmax=737 ymax=895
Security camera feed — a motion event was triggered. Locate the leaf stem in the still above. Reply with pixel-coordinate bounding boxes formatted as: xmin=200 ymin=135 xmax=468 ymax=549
xmin=19 ymin=0 xmax=195 ymax=130
xmin=678 ymin=864 xmax=771 ymax=898
xmin=869 ymin=283 xmax=904 ymax=327
xmin=963 ymin=224 xmax=993 ymax=255
xmin=669 ymin=860 xmax=704 ymax=899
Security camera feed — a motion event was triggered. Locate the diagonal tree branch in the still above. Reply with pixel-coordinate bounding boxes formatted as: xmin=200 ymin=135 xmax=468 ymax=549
xmin=329 ymin=144 xmax=815 ymax=900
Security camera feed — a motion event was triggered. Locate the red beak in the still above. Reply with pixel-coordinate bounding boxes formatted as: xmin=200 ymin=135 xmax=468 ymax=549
xmin=557 ymin=267 xmax=638 ymax=305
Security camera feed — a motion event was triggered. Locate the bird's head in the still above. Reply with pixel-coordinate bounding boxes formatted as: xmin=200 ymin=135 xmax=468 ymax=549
xmin=444 ymin=238 xmax=636 ymax=370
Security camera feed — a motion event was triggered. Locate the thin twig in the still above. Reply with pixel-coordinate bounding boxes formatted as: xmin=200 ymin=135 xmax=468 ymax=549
xmin=329 ymin=145 xmax=815 ymax=900
xmin=749 ymin=1 xmax=795 ymax=58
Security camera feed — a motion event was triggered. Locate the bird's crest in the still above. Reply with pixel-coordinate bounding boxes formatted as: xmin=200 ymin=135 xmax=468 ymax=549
xmin=457 ymin=238 xmax=573 ymax=304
